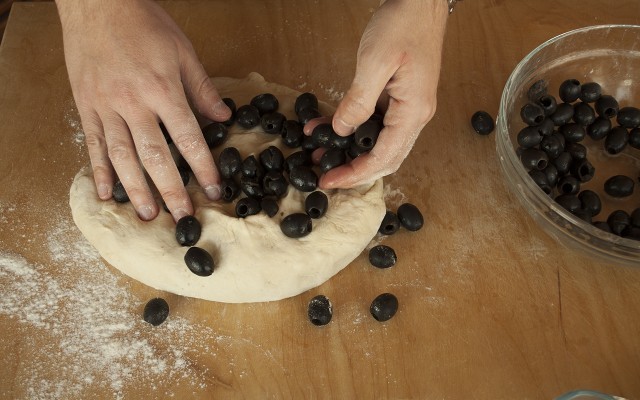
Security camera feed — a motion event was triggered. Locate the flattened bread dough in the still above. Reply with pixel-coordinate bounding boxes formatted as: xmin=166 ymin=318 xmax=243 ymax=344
xmin=70 ymin=73 xmax=385 ymax=303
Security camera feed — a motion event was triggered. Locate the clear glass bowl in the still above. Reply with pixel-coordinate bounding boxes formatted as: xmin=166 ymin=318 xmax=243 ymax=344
xmin=496 ymin=25 xmax=640 ymax=266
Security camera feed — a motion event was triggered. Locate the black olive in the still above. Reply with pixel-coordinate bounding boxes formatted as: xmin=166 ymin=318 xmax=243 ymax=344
xmin=347 ymin=141 xmax=370 ymax=159
xmin=517 ymin=126 xmax=543 ymax=149
xmin=379 ymin=211 xmax=401 ymax=235
xmin=535 ymin=118 xmax=555 ymax=136
xmin=218 ymin=147 xmax=242 ymax=178
xmin=260 ymin=197 xmax=280 ymax=218
xmin=528 ymin=170 xmax=552 ymax=195
xmin=260 ymin=112 xmax=286 ymax=134
xmin=175 ymin=215 xmax=201 ymax=246
xmin=222 ymin=97 xmax=236 ymax=127
xmin=622 ymin=226 xmax=640 ymax=240
xmin=297 ymin=107 xmax=321 ymax=125
xmin=586 ymin=117 xmax=611 ymax=140
xmin=527 ymin=79 xmax=548 ymax=103
xmin=305 ymin=191 xmax=329 ymax=219
xmin=616 ymin=106 xmax=640 ymax=128
xmin=236 ymin=104 xmax=261 ymax=129
xmin=630 ymin=208 xmax=640 ymax=228
xmin=311 ymin=123 xmax=335 ymax=148
xmin=354 ymin=118 xmax=383 ymax=150
xmin=250 ymin=93 xmax=279 ymax=115
xmin=604 ymin=126 xmax=628 ymax=155
xmin=370 ymin=293 xmax=399 ymax=322
xmin=579 ymin=82 xmax=601 ymax=103
xmin=520 ymin=148 xmax=549 ymax=171
xmin=143 ymin=298 xmax=169 ymax=326
xmin=259 ymin=146 xmax=285 ymax=172
xmin=536 ymin=95 xmax=557 ymax=116
xmin=565 ymin=142 xmax=587 ymax=161
xmin=571 ymin=159 xmax=595 ymax=183
xmin=240 ymin=175 xmax=265 ymax=199
xmin=184 ymin=247 xmax=215 ymax=276
xmin=319 ymin=148 xmax=347 ymax=173
xmin=573 ymin=102 xmax=596 ymax=126
xmin=202 ymin=122 xmax=228 ymax=148
xmin=557 ymin=175 xmax=580 ymax=195
xmin=289 ymin=166 xmax=318 ymax=192
xmin=235 ymin=197 xmax=261 ymax=218
xmin=329 ymin=131 xmax=354 ymax=150
xmin=241 ymin=155 xmax=263 ymax=179
xmin=550 ymin=102 xmax=574 ymax=126
xmin=284 ymin=151 xmax=312 ymax=173
xmin=397 ymin=203 xmax=424 ymax=231
xmin=301 ymin=135 xmax=318 ymax=152
xmin=281 ymin=120 xmax=304 ymax=148
xmin=595 ymin=95 xmax=619 ymax=118
xmin=552 ymin=152 xmax=572 ymax=176
xmin=555 ymin=194 xmax=581 ymax=213
xmin=520 ymin=103 xmax=545 ymax=126
xmin=280 ymin=213 xmax=313 ymax=238
xmin=559 ymin=79 xmax=581 ymax=103
xmin=221 ymin=178 xmax=240 ymax=202
xmin=629 ymin=128 xmax=640 ymax=149
xmin=607 ymin=210 xmax=631 ymax=236
xmin=263 ymin=171 xmax=288 ymax=197
xmin=604 ymin=175 xmax=634 ymax=198
xmin=307 ymin=295 xmax=332 ymax=326
xmin=470 ymin=110 xmax=495 ymax=135
xmin=369 ymin=245 xmax=397 ymax=269
xmin=112 ymin=180 xmax=129 ymax=203
xmin=295 ymin=92 xmax=319 ymax=115
xmin=540 ymin=135 xmax=564 ymax=160
xmin=543 ymin=164 xmax=559 ymax=188
xmin=578 ymin=190 xmax=602 ymax=217
xmin=560 ymin=123 xmax=586 ymax=143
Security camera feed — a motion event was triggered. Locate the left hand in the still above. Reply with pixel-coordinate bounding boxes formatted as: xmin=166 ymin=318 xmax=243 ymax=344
xmin=305 ymin=0 xmax=449 ymax=189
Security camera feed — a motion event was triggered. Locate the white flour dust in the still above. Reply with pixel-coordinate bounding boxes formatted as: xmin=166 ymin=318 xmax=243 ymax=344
xmin=0 ymin=206 xmax=221 ymax=399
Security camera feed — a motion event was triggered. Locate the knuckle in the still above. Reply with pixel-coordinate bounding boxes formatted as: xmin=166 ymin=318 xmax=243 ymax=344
xmin=342 ymin=94 xmax=374 ymax=122
xmin=107 ymin=141 xmax=131 ymax=163
xmin=138 ymin=142 xmax=171 ymax=169
xmin=84 ymin=132 xmax=106 ymax=149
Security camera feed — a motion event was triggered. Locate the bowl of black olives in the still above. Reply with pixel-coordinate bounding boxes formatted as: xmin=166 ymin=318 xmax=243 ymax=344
xmin=496 ymin=25 xmax=640 ymax=266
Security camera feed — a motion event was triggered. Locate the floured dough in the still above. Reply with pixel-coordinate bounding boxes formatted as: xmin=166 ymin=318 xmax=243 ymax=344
xmin=70 ymin=73 xmax=385 ymax=303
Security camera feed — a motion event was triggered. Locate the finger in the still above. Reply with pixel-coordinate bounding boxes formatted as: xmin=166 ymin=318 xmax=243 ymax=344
xmin=320 ymin=97 xmax=425 ymax=189
xmin=127 ymin=112 xmax=193 ymax=222
xmin=180 ymin=48 xmax=231 ymax=122
xmin=157 ymin=98 xmax=222 ymax=202
xmin=332 ymin=55 xmax=397 ymax=136
xmin=102 ymin=112 xmax=159 ymax=221
xmin=78 ymin=108 xmax=114 ymax=200
xmin=303 ymin=116 xmax=332 ymax=136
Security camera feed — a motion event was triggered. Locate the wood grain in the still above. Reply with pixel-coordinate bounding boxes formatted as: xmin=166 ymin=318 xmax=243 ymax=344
xmin=0 ymin=1 xmax=639 ymax=399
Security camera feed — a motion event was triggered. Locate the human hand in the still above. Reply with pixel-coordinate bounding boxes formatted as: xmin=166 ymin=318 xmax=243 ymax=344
xmin=305 ymin=0 xmax=448 ymax=189
xmin=56 ymin=0 xmax=230 ymax=221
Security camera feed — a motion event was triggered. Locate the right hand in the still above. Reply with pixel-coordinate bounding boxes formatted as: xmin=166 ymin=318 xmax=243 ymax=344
xmin=56 ymin=0 xmax=230 ymax=222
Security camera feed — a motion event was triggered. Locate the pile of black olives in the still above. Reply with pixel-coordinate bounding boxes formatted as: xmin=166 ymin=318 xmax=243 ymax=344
xmin=195 ymin=91 xmax=385 ymax=239
xmin=517 ymin=78 xmax=640 ymax=240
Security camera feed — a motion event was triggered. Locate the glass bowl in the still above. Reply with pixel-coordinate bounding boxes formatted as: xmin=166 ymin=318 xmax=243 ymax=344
xmin=496 ymin=25 xmax=640 ymax=266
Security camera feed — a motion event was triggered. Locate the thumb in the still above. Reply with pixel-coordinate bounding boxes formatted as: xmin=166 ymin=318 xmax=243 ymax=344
xmin=332 ymin=54 xmax=396 ymax=136
xmin=181 ymin=50 xmax=231 ymax=122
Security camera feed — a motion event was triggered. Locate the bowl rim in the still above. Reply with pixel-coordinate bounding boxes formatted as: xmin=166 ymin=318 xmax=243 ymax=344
xmin=496 ymin=24 xmax=640 ymax=266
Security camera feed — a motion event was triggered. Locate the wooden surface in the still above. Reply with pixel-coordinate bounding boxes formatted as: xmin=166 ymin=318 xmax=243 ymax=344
xmin=1 ymin=1 xmax=640 ymax=399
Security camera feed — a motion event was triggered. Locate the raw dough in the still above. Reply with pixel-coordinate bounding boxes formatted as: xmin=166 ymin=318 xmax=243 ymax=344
xmin=69 ymin=73 xmax=385 ymax=303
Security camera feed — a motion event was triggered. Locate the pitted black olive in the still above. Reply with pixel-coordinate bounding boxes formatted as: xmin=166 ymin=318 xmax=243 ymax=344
xmin=143 ymin=298 xmax=169 ymax=326
xmin=218 ymin=147 xmax=242 ymax=178
xmin=184 ymin=247 xmax=215 ymax=276
xmin=281 ymin=120 xmax=304 ymax=148
xmin=260 ymin=112 xmax=286 ymax=134
xmin=235 ymin=197 xmax=261 ymax=218
xmin=289 ymin=166 xmax=318 ymax=192
xmin=369 ymin=245 xmax=397 ymax=269
xmin=280 ymin=213 xmax=313 ymax=238
xmin=236 ymin=104 xmax=261 ymax=129
xmin=379 ymin=211 xmax=401 ymax=235
xmin=397 ymin=203 xmax=424 ymax=231
xmin=307 ymin=295 xmax=332 ymax=326
xmin=175 ymin=215 xmax=201 ymax=246
xmin=305 ymin=191 xmax=329 ymax=219
xmin=370 ymin=293 xmax=399 ymax=322
xmin=250 ymin=93 xmax=279 ymax=115
xmin=202 ymin=122 xmax=228 ymax=148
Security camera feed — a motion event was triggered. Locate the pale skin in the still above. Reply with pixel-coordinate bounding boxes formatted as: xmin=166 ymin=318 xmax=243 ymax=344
xmin=56 ymin=0 xmax=448 ymax=222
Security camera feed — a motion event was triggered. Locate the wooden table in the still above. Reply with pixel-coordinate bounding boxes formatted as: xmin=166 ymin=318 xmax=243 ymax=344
xmin=1 ymin=1 xmax=639 ymax=399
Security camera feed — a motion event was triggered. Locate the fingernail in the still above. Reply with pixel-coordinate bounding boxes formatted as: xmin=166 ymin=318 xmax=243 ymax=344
xmin=138 ymin=205 xmax=155 ymax=221
xmin=335 ymin=118 xmax=355 ymax=134
xmin=173 ymin=208 xmax=190 ymax=222
xmin=97 ymin=183 xmax=111 ymax=199
xmin=213 ymin=100 xmax=231 ymax=119
xmin=204 ymin=185 xmax=221 ymax=201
